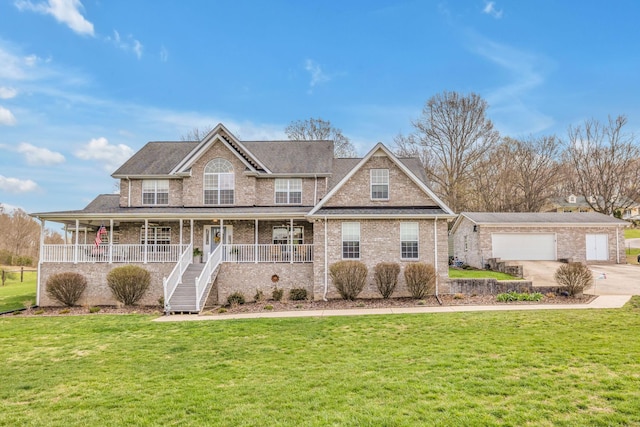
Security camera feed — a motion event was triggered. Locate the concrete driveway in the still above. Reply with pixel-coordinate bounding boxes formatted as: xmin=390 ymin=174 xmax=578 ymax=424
xmin=519 ymin=260 xmax=640 ymax=295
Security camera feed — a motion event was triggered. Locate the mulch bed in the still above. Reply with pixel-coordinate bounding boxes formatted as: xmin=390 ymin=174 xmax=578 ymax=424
xmin=3 ymin=294 xmax=597 ymax=317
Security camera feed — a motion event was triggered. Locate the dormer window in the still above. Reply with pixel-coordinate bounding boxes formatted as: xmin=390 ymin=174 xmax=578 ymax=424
xmin=142 ymin=180 xmax=169 ymax=205
xmin=588 ymin=195 xmax=596 ymax=204
xmin=568 ymin=194 xmax=576 ymax=203
xmin=204 ymin=158 xmax=234 ymax=205
xmin=371 ymin=169 xmax=389 ymax=200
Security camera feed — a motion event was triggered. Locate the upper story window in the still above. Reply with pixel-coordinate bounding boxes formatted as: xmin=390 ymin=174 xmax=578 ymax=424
xmin=342 ymin=222 xmax=360 ymax=259
xmin=204 ymin=158 xmax=234 ymax=205
xmin=142 ymin=180 xmax=169 ymax=205
xmin=275 ymin=179 xmax=302 ymax=204
xmin=400 ymin=222 xmax=419 ymax=259
xmin=371 ymin=169 xmax=389 ymax=200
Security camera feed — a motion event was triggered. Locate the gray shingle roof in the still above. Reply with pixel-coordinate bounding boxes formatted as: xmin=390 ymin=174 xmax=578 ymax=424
xmin=243 ymin=140 xmax=334 ymax=174
xmin=461 ymin=212 xmax=628 ymax=225
xmin=112 ymin=142 xmax=199 ymax=176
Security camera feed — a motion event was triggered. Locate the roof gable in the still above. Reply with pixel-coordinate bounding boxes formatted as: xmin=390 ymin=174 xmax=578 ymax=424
xmin=171 ymin=123 xmax=270 ymax=175
xmin=309 ymin=143 xmax=454 ymax=215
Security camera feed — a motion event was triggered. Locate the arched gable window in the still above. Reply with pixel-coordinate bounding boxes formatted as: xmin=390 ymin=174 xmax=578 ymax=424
xmin=204 ymin=158 xmax=234 ymax=205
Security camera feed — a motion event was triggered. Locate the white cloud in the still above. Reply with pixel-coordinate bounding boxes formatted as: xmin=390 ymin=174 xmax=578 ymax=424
xmin=17 ymin=142 xmax=65 ymax=165
xmin=0 ymin=175 xmax=38 ymax=193
xmin=304 ymin=59 xmax=330 ymax=92
xmin=160 ymin=46 xmax=169 ymax=62
xmin=0 ymin=106 xmax=17 ymax=125
xmin=107 ymin=30 xmax=144 ymax=59
xmin=0 ymin=87 xmax=18 ymax=99
xmin=15 ymin=0 xmax=94 ymax=36
xmin=483 ymin=1 xmax=503 ymax=19
xmin=75 ymin=137 xmax=134 ymax=172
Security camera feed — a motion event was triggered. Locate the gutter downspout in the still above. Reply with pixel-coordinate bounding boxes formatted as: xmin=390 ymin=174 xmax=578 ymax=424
xmin=127 ymin=177 xmax=131 ymax=207
xmin=323 ymin=216 xmax=328 ymax=301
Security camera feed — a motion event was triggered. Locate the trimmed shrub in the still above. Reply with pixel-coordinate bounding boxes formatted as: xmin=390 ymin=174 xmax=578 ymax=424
xmin=404 ymin=263 xmax=436 ymax=299
xmin=45 ymin=272 xmax=87 ymax=306
xmin=106 ymin=265 xmax=151 ymax=306
xmin=227 ymin=292 xmax=246 ymax=306
xmin=254 ymin=289 xmax=264 ymax=302
xmin=374 ymin=262 xmax=400 ymax=299
xmin=272 ymin=287 xmax=284 ymax=302
xmin=289 ymin=288 xmax=308 ymax=301
xmin=554 ymin=262 xmax=593 ymax=296
xmin=329 ymin=260 xmax=368 ymax=300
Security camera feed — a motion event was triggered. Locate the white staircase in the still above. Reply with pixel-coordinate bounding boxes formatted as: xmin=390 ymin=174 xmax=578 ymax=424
xmin=167 ymin=263 xmax=219 ymax=313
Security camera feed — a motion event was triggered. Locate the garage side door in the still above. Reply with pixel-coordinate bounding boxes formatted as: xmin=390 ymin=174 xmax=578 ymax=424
xmin=491 ymin=233 xmax=556 ymax=261
xmin=586 ymin=234 xmax=608 ymax=261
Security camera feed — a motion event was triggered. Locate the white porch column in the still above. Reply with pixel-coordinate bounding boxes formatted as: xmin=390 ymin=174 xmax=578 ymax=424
xmin=108 ymin=219 xmax=114 ymax=264
xmin=254 ymin=219 xmax=258 ymax=263
xmin=74 ymin=219 xmax=79 ymax=264
xmin=290 ymin=218 xmax=294 ymax=264
xmin=190 ymin=219 xmax=194 ymax=247
xmin=37 ymin=218 xmax=45 ymax=306
xmin=179 ymin=218 xmax=183 ymax=249
xmin=434 ymin=217 xmax=439 ymax=296
xmin=144 ymin=219 xmax=148 ymax=264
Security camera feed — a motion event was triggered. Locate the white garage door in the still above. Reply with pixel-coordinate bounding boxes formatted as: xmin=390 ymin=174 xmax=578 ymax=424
xmin=491 ymin=233 xmax=556 ymax=260
xmin=586 ymin=234 xmax=608 ymax=261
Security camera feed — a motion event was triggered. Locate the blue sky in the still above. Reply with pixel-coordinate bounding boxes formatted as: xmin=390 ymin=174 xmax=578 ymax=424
xmin=1 ymin=0 xmax=640 ymax=219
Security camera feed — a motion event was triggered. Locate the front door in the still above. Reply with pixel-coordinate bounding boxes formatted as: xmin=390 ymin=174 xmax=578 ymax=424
xmin=203 ymin=225 xmax=232 ymax=259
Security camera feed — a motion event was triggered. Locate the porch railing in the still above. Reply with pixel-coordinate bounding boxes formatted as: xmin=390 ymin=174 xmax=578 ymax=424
xmin=40 ymin=244 xmax=189 ymax=263
xmin=163 ymin=243 xmax=193 ymax=308
xmin=39 ymin=244 xmax=313 ymax=264
xmin=195 ymin=245 xmax=222 ymax=311
xmin=221 ymin=244 xmax=313 ymax=263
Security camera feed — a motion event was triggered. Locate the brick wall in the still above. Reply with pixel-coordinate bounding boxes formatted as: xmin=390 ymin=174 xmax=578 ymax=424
xmin=208 ymin=263 xmax=314 ymax=305
xmin=312 ymin=218 xmax=450 ymax=300
xmin=39 ymin=262 xmax=173 ymax=307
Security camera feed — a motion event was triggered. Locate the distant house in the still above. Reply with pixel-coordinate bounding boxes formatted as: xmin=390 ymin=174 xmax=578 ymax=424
xmin=32 ymin=123 xmax=455 ymax=311
xmin=450 ymin=212 xmax=627 ymax=269
xmin=549 ymin=194 xmax=640 ymax=219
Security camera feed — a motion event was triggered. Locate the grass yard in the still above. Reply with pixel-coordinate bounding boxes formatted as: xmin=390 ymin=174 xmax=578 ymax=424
xmin=0 ymin=269 xmax=37 ymax=312
xmin=448 ymin=268 xmax=520 ymax=280
xmin=624 ymin=228 xmax=640 ymax=239
xmin=2 ymin=299 xmax=640 ymax=426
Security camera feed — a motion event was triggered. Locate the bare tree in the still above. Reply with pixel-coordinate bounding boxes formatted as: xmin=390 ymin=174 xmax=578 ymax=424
xmin=180 ymin=126 xmax=215 ymax=141
xmin=396 ymin=91 xmax=500 ymax=212
xmin=285 ymin=118 xmax=357 ymax=158
xmin=565 ymin=115 xmax=640 ymax=215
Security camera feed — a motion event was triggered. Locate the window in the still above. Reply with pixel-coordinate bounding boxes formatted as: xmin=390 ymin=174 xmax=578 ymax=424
xmin=140 ymin=226 xmax=171 ymax=246
xmin=275 ymin=179 xmax=302 ymax=204
xmin=142 ymin=180 xmax=169 ymax=205
xmin=400 ymin=222 xmax=419 ymax=259
xmin=463 ymin=235 xmax=468 ymax=252
xmin=272 ymin=226 xmax=304 ymax=245
xmin=371 ymin=169 xmax=389 ymax=200
xmin=204 ymin=158 xmax=234 ymax=205
xmin=342 ymin=222 xmax=360 ymax=259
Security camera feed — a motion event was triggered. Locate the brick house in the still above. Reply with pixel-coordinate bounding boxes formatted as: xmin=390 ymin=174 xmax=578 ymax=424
xmin=33 ymin=124 xmax=455 ymax=311
xmin=450 ymin=212 xmax=627 ymax=269
xmin=548 ymin=194 xmax=640 ymax=219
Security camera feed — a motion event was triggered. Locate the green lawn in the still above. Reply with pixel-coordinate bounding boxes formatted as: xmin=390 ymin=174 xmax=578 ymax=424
xmin=0 ymin=269 xmax=37 ymax=312
xmin=624 ymin=228 xmax=640 ymax=239
xmin=449 ymin=268 xmax=520 ymax=280
xmin=2 ymin=299 xmax=640 ymax=426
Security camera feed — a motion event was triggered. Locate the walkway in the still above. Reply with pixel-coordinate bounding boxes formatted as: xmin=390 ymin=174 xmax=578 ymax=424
xmin=153 ymin=295 xmax=632 ymax=322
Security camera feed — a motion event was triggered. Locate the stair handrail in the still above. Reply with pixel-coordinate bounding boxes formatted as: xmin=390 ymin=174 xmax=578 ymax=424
xmin=163 ymin=243 xmax=193 ymax=311
xmin=195 ymin=244 xmax=222 ymax=311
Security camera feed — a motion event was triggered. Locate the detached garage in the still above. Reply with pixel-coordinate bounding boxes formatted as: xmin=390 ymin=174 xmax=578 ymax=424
xmin=450 ymin=212 xmax=627 ymax=269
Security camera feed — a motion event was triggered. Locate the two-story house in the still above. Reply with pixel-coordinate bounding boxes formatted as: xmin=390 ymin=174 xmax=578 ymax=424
xmin=32 ymin=124 xmax=455 ymax=312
